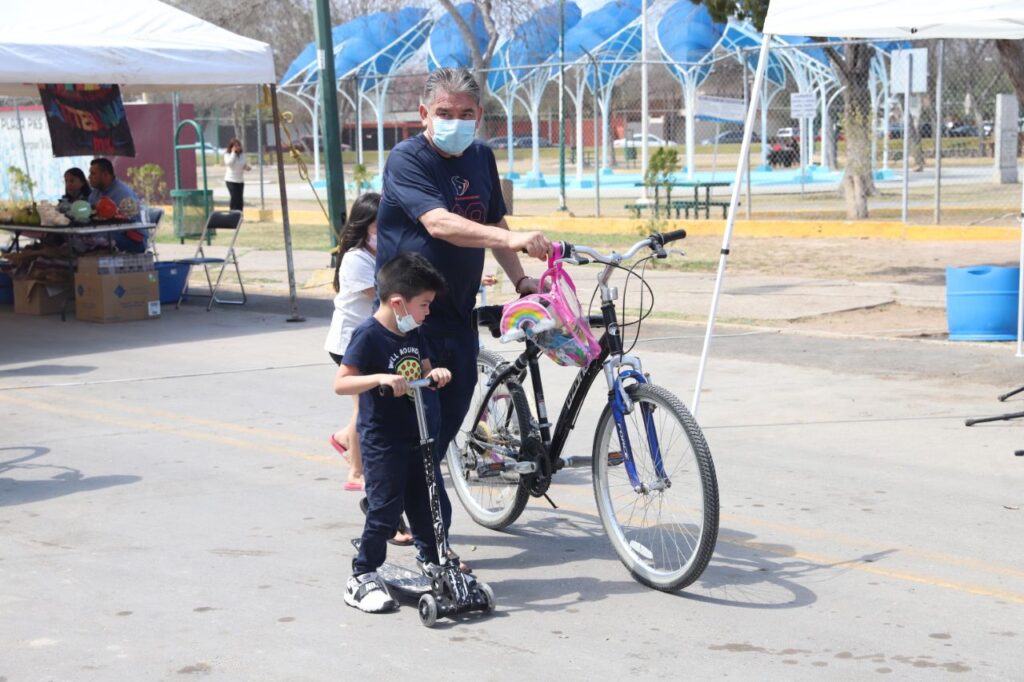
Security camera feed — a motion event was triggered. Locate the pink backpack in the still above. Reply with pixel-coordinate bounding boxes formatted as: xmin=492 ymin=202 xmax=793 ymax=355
xmin=499 ymin=243 xmax=601 ymax=367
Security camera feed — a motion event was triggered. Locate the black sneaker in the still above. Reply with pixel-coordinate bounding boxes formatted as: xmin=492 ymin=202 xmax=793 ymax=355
xmin=344 ymin=572 xmax=396 ymax=613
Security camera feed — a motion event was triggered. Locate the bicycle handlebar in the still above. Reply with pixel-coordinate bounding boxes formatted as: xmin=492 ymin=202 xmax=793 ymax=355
xmin=557 ymin=229 xmax=686 ymax=266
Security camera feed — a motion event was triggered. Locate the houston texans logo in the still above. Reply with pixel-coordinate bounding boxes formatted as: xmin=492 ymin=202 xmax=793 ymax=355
xmin=451 ymin=176 xmax=470 ymax=196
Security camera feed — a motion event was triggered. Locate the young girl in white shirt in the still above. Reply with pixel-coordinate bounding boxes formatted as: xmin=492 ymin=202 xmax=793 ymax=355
xmin=324 ymin=192 xmax=413 ymax=545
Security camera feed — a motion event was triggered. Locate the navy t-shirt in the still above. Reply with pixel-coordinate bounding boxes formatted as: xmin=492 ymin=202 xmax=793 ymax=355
xmin=342 ymin=317 xmax=429 ymax=450
xmin=376 ymin=133 xmax=507 ymax=336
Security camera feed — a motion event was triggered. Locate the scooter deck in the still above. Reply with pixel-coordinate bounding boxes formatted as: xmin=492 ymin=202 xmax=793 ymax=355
xmin=350 ymin=538 xmax=432 ymax=595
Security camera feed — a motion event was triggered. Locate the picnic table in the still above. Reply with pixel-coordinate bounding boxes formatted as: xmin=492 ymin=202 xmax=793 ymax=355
xmin=626 ymin=180 xmax=733 ymax=219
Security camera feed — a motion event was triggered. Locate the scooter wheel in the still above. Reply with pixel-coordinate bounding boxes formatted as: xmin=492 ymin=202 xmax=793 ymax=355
xmin=418 ymin=593 xmax=438 ymax=628
xmin=479 ymin=583 xmax=495 ymax=614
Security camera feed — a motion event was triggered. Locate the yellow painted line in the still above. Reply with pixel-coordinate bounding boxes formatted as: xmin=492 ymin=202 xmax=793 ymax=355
xmin=24 ymin=389 xmax=340 ymax=452
xmin=538 ymin=489 xmax=1024 ymax=603
xmin=714 ymin=509 xmax=1024 ymax=581
xmin=715 ymin=532 xmax=1024 ymax=605
xmin=0 ymin=393 xmax=340 ymax=467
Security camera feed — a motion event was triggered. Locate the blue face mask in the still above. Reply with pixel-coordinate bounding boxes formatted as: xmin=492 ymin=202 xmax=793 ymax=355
xmin=431 ymin=117 xmax=477 ymax=156
xmin=396 ymin=300 xmax=421 ymax=333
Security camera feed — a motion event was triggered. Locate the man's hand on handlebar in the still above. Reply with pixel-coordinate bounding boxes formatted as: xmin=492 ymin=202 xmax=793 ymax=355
xmin=508 ymin=230 xmax=550 ymax=260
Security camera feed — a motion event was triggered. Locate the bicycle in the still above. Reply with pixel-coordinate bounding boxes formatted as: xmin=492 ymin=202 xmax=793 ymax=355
xmin=445 ymin=231 xmax=719 ymax=591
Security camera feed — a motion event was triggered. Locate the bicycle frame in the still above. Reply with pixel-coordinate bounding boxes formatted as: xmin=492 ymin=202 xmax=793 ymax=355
xmin=481 ymin=261 xmax=667 ymax=492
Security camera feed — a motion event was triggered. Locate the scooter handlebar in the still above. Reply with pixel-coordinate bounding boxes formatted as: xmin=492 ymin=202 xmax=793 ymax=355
xmin=378 ymin=377 xmax=437 ymax=398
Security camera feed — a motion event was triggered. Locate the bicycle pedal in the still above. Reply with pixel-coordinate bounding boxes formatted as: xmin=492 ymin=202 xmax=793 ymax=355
xmin=512 ymin=461 xmax=536 ymax=474
xmin=475 ymin=461 xmax=506 ymax=478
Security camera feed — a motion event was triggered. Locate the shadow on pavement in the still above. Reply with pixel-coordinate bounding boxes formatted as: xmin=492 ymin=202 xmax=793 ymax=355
xmin=0 ymin=446 xmax=141 ymax=507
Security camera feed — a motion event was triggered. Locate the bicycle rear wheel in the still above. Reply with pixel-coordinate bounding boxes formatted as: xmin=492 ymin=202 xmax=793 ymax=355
xmin=592 ymin=383 xmax=718 ymax=591
xmin=445 ymin=349 xmax=531 ymax=530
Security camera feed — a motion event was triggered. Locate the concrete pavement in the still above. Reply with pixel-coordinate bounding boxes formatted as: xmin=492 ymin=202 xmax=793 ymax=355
xmin=2 ymin=282 xmax=1023 ymax=678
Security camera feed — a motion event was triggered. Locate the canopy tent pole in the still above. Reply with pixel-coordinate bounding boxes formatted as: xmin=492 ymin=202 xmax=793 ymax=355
xmin=269 ymin=84 xmax=304 ymax=323
xmin=691 ymin=37 xmax=772 ymax=417
xmin=1017 ymin=172 xmax=1024 ymax=357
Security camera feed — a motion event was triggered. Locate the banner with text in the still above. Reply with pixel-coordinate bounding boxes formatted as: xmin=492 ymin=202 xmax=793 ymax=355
xmin=38 ymin=84 xmax=136 ymax=158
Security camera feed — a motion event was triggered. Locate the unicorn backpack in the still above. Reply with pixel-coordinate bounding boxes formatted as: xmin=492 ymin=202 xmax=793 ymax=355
xmin=499 ymin=243 xmax=601 ymax=367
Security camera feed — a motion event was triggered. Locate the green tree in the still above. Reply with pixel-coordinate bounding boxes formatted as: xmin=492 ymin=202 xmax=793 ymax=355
xmin=994 ymin=40 xmax=1024 ymax=109
xmin=126 ymin=164 xmax=169 ymax=204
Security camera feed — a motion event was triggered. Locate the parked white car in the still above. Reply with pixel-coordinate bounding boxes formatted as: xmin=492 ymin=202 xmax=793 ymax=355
xmin=612 ymin=133 xmax=677 ymax=148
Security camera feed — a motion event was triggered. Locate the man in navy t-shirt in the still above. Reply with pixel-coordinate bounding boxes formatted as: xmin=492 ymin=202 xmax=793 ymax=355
xmin=376 ymin=67 xmax=550 ymax=544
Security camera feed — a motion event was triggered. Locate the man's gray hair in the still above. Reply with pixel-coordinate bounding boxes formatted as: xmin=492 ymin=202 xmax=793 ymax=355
xmin=422 ymin=67 xmax=481 ymax=107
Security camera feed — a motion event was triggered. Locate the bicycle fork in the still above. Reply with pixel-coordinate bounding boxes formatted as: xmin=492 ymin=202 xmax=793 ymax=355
xmin=607 ymin=365 xmax=670 ymax=493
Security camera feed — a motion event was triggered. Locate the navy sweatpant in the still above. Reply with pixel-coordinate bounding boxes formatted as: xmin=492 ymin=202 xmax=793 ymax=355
xmin=354 ymin=434 xmax=442 ymax=575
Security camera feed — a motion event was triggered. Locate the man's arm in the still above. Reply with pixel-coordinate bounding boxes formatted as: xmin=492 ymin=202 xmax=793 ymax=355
xmin=420 ymin=208 xmax=548 ymax=259
xmin=490 ymin=217 xmax=541 ymax=294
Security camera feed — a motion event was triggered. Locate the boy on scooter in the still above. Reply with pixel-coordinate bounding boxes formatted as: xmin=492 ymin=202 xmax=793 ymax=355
xmin=333 ymin=252 xmax=452 ymax=613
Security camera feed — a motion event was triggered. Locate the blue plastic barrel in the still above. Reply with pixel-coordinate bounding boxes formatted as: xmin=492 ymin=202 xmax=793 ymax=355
xmin=155 ymin=261 xmax=191 ymax=304
xmin=946 ymin=265 xmax=1020 ymax=341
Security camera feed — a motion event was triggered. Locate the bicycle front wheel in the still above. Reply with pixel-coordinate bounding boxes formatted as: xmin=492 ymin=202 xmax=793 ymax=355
xmin=445 ymin=349 xmax=531 ymax=530
xmin=592 ymin=383 xmax=719 ymax=591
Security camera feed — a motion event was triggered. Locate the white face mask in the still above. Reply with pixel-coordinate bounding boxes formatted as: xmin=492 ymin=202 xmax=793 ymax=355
xmin=395 ymin=300 xmax=420 ymax=333
xmin=366 ymin=233 xmax=377 ymax=251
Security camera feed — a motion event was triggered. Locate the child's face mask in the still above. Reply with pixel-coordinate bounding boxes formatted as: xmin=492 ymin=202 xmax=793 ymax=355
xmin=395 ymin=299 xmax=420 ymax=333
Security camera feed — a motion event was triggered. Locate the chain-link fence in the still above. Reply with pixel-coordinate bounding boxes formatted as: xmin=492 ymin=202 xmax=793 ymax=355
xmin=5 ymin=35 xmax=1019 ymax=226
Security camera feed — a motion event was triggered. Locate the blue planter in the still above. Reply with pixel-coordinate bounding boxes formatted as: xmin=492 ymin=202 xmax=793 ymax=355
xmin=946 ymin=265 xmax=1020 ymax=341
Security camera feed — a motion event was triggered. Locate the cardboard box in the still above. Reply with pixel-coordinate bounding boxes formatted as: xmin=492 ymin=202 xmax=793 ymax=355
xmin=74 ymin=270 xmax=161 ymax=323
xmin=13 ymin=277 xmax=72 ymax=315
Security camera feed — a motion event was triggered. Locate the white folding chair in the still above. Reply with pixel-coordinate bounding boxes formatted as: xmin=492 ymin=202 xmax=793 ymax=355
xmin=176 ymin=210 xmax=246 ymax=311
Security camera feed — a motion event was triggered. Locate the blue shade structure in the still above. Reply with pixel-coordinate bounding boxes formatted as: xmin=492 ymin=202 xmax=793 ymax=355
xmin=487 ymin=2 xmax=581 ymax=185
xmin=559 ymin=0 xmax=642 ymax=177
xmin=656 ymin=1 xmax=725 ymax=177
xmin=279 ymin=8 xmax=432 ymax=179
xmin=428 ymin=2 xmax=488 ymax=69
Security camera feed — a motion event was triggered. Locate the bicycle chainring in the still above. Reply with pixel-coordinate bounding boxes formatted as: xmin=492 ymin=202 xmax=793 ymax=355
xmin=520 ymin=434 xmax=553 ymax=497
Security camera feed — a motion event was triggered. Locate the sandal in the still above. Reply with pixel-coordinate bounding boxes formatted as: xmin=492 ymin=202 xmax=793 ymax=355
xmin=388 ymin=517 xmax=414 ymax=547
xmin=358 ymin=497 xmax=414 ymax=546
xmin=328 ymin=434 xmax=350 ymax=463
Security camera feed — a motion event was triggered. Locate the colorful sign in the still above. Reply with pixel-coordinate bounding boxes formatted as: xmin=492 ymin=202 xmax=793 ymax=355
xmin=37 ymin=84 xmax=136 ymax=157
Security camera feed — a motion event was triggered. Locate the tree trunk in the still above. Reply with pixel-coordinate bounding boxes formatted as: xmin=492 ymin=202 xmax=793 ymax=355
xmin=827 ymin=43 xmax=876 ymax=219
xmin=840 ymin=71 xmax=876 ymax=218
xmin=995 ymin=40 xmax=1024 ymax=109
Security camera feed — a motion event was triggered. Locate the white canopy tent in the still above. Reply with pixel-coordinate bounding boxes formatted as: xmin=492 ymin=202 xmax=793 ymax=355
xmin=0 ymin=0 xmax=305 ymax=318
xmin=693 ymin=0 xmax=1024 ymax=415
xmin=0 ymin=0 xmax=274 ymax=96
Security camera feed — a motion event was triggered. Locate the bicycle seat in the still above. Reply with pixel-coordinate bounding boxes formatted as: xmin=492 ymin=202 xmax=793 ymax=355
xmin=474 ymin=305 xmax=505 ymax=338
